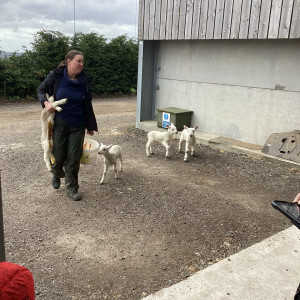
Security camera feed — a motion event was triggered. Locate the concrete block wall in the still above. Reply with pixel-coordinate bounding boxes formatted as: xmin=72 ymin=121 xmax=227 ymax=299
xmin=155 ymin=39 xmax=300 ymax=146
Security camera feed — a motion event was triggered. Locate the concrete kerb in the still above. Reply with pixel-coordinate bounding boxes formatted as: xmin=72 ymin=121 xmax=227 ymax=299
xmin=138 ymin=121 xmax=300 ymax=170
xmin=142 ymin=226 xmax=300 ymax=300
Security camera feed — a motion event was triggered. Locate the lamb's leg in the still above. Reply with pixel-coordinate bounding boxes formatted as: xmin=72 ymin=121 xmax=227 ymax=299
xmin=52 ymin=98 xmax=68 ymax=111
xmin=100 ymin=164 xmax=108 ymax=184
xmin=113 ymin=164 xmax=119 ymax=179
xmin=179 ymin=137 xmax=185 ymax=152
xmin=43 ymin=146 xmax=52 ymax=171
xmin=41 ymin=111 xmax=48 ymax=142
xmin=184 ymin=142 xmax=189 ymax=162
xmin=119 ymin=156 xmax=123 ymax=173
xmin=50 ymin=154 xmax=56 ymax=165
xmin=190 ymin=144 xmax=195 ymax=156
xmin=41 ymin=111 xmax=51 ymax=170
xmin=146 ymin=140 xmax=152 ymax=157
xmin=44 ymin=156 xmax=51 ymax=171
xmin=162 ymin=141 xmax=170 ymax=158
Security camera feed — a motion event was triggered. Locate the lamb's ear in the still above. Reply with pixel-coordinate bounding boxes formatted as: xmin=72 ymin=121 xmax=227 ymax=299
xmin=107 ymin=144 xmax=113 ymax=150
xmin=194 ymin=125 xmax=199 ymax=130
xmin=184 ymin=125 xmax=188 ymax=129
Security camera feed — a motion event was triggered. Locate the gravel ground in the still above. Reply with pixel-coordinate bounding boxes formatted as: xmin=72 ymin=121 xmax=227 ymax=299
xmin=0 ymin=97 xmax=299 ymax=300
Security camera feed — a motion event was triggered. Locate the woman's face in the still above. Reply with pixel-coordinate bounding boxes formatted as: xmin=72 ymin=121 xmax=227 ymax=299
xmin=67 ymin=54 xmax=84 ymax=76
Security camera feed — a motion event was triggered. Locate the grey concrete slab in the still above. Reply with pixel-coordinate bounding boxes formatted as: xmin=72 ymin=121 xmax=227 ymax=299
xmin=142 ymin=226 xmax=300 ymax=300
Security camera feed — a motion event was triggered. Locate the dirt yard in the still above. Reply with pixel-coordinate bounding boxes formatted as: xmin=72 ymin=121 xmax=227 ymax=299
xmin=0 ymin=97 xmax=300 ymax=300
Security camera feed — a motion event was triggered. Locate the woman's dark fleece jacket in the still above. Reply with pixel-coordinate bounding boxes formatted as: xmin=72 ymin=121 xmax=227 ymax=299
xmin=37 ymin=67 xmax=98 ymax=132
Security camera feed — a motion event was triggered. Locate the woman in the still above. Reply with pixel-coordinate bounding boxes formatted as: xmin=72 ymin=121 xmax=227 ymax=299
xmin=37 ymin=50 xmax=98 ymax=201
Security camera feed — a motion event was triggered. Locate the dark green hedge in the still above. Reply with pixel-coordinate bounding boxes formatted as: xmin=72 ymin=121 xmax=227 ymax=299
xmin=0 ymin=30 xmax=138 ymax=100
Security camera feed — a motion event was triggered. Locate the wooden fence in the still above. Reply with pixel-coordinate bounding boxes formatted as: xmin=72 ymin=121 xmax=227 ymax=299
xmin=138 ymin=0 xmax=300 ymax=40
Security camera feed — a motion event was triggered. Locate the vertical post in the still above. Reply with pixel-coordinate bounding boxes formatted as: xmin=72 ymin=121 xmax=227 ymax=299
xmin=0 ymin=170 xmax=5 ymax=262
xmin=136 ymin=40 xmax=157 ymax=127
xmin=136 ymin=41 xmax=144 ymax=128
xmin=74 ymin=0 xmax=76 ymax=37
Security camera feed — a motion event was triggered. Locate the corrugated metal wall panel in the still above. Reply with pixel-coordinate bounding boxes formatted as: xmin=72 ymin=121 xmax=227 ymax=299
xmin=139 ymin=0 xmax=300 ymax=40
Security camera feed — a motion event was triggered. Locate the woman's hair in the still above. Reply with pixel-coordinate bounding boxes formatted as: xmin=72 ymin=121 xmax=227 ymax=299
xmin=58 ymin=50 xmax=83 ymax=68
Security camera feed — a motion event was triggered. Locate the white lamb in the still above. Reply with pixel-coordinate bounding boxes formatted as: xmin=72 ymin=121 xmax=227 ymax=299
xmin=98 ymin=143 xmax=123 ymax=184
xmin=41 ymin=95 xmax=67 ymax=171
xmin=146 ymin=122 xmax=178 ymax=158
xmin=178 ymin=125 xmax=199 ymax=162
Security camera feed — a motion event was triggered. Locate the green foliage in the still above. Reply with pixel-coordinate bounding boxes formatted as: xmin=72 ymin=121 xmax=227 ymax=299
xmin=0 ymin=30 xmax=138 ymax=100
xmin=70 ymin=32 xmax=110 ymax=94
xmin=105 ymin=35 xmax=138 ymax=94
xmin=31 ymin=30 xmax=70 ymax=78
xmin=70 ymin=33 xmax=138 ymax=95
xmin=0 ymin=50 xmax=41 ymax=99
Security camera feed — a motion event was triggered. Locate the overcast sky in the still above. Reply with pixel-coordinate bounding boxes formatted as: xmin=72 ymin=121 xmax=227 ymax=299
xmin=0 ymin=0 xmax=139 ymax=53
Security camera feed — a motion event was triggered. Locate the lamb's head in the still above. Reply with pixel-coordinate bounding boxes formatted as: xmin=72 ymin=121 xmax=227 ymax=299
xmin=167 ymin=122 xmax=178 ymax=135
xmin=98 ymin=143 xmax=113 ymax=156
xmin=184 ymin=125 xmax=199 ymax=137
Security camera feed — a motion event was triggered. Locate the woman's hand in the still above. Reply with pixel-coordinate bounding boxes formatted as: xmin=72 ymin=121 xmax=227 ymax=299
xmin=44 ymin=101 xmax=56 ymax=113
xmin=293 ymin=193 xmax=300 ymax=203
xmin=87 ymin=130 xmax=94 ymax=136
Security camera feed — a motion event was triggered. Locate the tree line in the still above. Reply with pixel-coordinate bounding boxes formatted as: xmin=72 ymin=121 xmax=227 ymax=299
xmin=0 ymin=30 xmax=139 ymax=101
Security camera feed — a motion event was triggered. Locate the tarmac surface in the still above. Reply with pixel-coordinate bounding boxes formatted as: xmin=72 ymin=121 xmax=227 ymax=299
xmin=139 ymin=121 xmax=300 ymax=300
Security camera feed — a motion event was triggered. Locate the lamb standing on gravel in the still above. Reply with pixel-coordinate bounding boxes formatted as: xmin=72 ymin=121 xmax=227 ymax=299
xmin=178 ymin=125 xmax=199 ymax=162
xmin=98 ymin=143 xmax=123 ymax=184
xmin=146 ymin=122 xmax=178 ymax=158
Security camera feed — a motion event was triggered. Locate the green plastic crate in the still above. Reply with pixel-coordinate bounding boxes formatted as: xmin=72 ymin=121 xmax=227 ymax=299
xmin=156 ymin=107 xmax=193 ymax=131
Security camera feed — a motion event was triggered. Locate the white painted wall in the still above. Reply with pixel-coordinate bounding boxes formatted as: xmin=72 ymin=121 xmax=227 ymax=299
xmin=155 ymin=40 xmax=300 ymax=145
